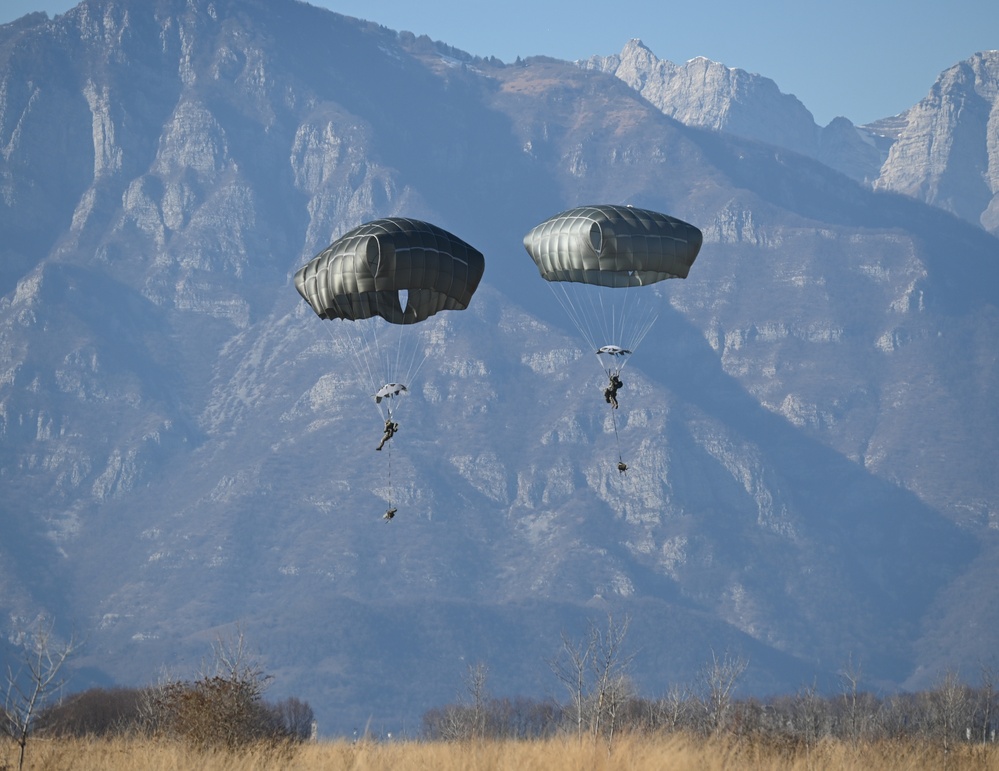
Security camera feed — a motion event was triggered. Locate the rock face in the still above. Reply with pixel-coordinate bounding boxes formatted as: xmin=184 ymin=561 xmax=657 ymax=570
xmin=582 ymin=40 xmax=886 ymax=184
xmin=588 ymin=41 xmax=999 ymax=234
xmin=583 ymin=41 xmax=821 ymax=157
xmin=874 ymin=51 xmax=999 ymax=233
xmin=1 ymin=0 xmax=998 ymax=734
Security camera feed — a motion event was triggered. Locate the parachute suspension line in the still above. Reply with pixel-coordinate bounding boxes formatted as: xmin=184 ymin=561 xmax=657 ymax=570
xmin=322 ymin=319 xmax=381 ymax=417
xmin=323 ymin=318 xmax=428 ymax=424
xmin=546 ymin=282 xmax=598 ymax=354
xmin=601 ymin=283 xmax=661 ymax=369
xmin=547 ymin=282 xmax=661 ymax=373
xmin=383 ymin=320 xmax=411 ymax=388
xmin=374 ymin=319 xmax=432 ymax=416
xmin=400 ymin=327 xmax=432 ymax=396
xmin=320 ymin=321 xmax=360 ymax=392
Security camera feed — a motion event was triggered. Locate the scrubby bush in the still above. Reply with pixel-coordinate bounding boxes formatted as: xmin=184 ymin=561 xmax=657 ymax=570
xmin=36 ymin=687 xmax=147 ymax=737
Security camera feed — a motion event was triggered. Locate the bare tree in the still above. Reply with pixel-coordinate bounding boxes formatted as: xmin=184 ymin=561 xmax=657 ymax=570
xmin=700 ymin=649 xmax=748 ymax=735
xmin=655 ymin=682 xmax=694 ymax=733
xmin=597 ymin=674 xmax=635 ymax=748
xmin=2 ymin=619 xmax=78 ymax=771
xmin=549 ymin=615 xmax=634 ymax=744
xmin=977 ymin=661 xmax=997 ymax=744
xmin=464 ymin=662 xmax=489 ymax=740
xmin=926 ymin=669 xmax=974 ymax=752
xmin=838 ymin=654 xmax=863 ymax=743
xmin=793 ymin=681 xmax=829 ymax=745
xmin=587 ymin=615 xmax=634 ymax=745
xmin=422 ymin=662 xmax=492 ymax=742
xmin=204 ymin=625 xmax=271 ymax=693
xmin=549 ymin=627 xmax=592 ymax=741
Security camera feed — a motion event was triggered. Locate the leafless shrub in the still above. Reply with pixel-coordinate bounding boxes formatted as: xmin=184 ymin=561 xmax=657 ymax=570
xmin=140 ymin=627 xmax=310 ymax=750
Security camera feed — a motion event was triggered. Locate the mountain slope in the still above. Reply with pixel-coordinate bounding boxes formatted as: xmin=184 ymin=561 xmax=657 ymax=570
xmin=1 ymin=0 xmax=997 ymax=733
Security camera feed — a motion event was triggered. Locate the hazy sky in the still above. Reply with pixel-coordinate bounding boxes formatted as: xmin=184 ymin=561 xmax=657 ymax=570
xmin=3 ymin=0 xmax=996 ymax=126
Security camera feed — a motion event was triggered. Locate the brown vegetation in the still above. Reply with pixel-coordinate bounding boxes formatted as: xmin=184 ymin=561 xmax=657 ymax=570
xmin=3 ymin=734 xmax=999 ymax=771
xmin=5 ymin=617 xmax=995 ymax=770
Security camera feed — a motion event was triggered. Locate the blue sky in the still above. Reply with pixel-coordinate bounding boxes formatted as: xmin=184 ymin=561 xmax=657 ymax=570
xmin=3 ymin=0 xmax=996 ymax=126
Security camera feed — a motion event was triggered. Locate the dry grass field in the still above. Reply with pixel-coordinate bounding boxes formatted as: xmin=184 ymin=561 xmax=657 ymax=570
xmin=5 ymin=734 xmax=999 ymax=771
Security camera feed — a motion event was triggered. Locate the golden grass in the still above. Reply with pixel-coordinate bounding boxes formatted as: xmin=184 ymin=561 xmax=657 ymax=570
xmin=5 ymin=734 xmax=999 ymax=771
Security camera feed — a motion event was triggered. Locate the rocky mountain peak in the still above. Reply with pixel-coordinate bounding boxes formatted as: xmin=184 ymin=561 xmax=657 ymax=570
xmin=582 ymin=39 xmax=820 ymax=156
xmin=874 ymin=50 xmax=999 ymax=233
xmin=586 ymin=42 xmax=999 ymax=235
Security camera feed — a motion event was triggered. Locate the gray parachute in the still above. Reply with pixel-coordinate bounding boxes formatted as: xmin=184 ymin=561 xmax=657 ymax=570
xmin=523 ymin=204 xmax=702 ymax=288
xmin=295 ymin=218 xmax=485 ymax=325
xmin=522 ymin=204 xmax=703 ymax=382
xmin=524 ymin=205 xmax=703 ymax=471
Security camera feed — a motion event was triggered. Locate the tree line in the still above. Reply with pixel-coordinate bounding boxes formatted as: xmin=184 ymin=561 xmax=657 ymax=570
xmin=422 ymin=617 xmax=998 ymax=750
xmin=5 ymin=614 xmax=996 ymax=763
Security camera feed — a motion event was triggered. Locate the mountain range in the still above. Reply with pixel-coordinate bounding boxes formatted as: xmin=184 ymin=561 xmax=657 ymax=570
xmin=1 ymin=0 xmax=997 ymax=735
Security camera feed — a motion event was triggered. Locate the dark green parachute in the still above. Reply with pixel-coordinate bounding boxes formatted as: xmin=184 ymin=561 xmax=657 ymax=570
xmin=294 ymin=218 xmax=485 ymax=519
xmin=523 ymin=204 xmax=702 ymax=288
xmin=522 ymin=205 xmax=703 ymax=363
xmin=295 ymin=217 xmax=485 ymax=324
xmin=524 ymin=204 xmax=703 ymax=360
xmin=524 ymin=204 xmax=703 ymax=472
xmin=294 ymin=217 xmax=485 ymax=417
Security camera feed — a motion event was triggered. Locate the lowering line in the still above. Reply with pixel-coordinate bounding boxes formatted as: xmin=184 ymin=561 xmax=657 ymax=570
xmin=382 ymin=405 xmax=398 ymax=521
xmin=383 ymin=442 xmax=396 ymax=520
xmin=610 ymin=402 xmax=627 ymax=474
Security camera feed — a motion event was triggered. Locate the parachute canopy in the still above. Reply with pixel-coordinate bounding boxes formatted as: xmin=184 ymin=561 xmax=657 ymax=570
xmin=295 ymin=218 xmax=485 ymax=325
xmin=523 ymin=204 xmax=702 ymax=288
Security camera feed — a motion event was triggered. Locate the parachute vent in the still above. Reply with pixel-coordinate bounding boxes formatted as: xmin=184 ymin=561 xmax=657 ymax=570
xmin=589 ymin=221 xmax=602 ymax=254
